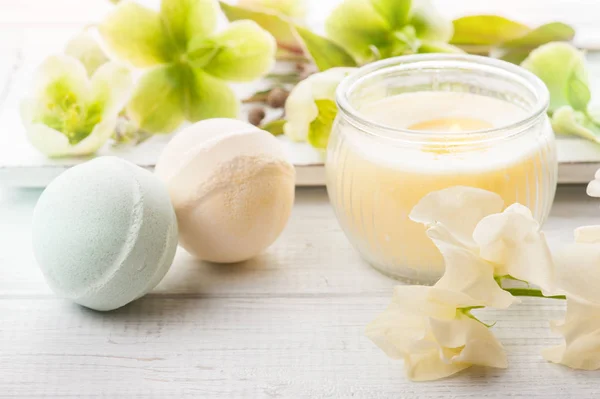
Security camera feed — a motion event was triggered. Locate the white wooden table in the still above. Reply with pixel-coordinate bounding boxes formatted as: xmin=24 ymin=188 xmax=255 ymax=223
xmin=1 ymin=185 xmax=600 ymax=398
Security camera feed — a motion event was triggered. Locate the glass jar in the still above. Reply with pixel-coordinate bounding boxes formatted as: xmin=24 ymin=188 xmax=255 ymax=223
xmin=326 ymin=54 xmax=557 ymax=284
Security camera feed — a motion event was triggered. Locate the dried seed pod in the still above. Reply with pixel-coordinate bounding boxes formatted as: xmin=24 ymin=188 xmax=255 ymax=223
xmin=266 ymin=87 xmax=289 ymax=108
xmin=248 ymin=107 xmax=266 ymax=126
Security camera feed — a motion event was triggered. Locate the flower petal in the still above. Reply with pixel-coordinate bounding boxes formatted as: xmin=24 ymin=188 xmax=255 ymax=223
xmin=552 ymin=239 xmax=600 ymax=303
xmin=200 ymin=20 xmax=276 ymax=82
xmin=473 ymin=203 xmax=555 ymax=291
xmin=30 ymin=55 xmax=89 ymax=103
xmin=219 ymin=1 xmax=303 ymax=54
xmin=126 ymin=65 xmax=185 ymax=133
xmin=409 ymin=0 xmax=453 ymax=42
xmin=161 ymin=0 xmax=219 ymax=50
xmin=325 ymin=0 xmax=391 ymax=63
xmin=99 ymin=2 xmax=173 ymax=67
xmin=574 ymin=225 xmax=600 ymax=243
xmin=543 ymin=298 xmax=600 ymax=370
xmin=89 ymin=62 xmax=133 ymax=118
xmin=430 ymin=315 xmax=507 ymax=369
xmin=521 ymin=42 xmax=588 ymax=114
xmin=409 ymin=186 xmax=504 ymax=249
xmin=587 ymin=172 xmax=600 ymax=197
xmin=283 ymin=67 xmax=355 ymax=142
xmin=64 ymin=31 xmax=109 ymax=76
xmin=405 ymin=350 xmax=470 ymax=382
xmin=182 ymin=68 xmax=239 ymax=121
xmin=23 ymin=103 xmax=116 ymax=157
xmin=429 ymin=225 xmax=517 ymax=309
xmin=371 ymin=0 xmax=412 ymax=29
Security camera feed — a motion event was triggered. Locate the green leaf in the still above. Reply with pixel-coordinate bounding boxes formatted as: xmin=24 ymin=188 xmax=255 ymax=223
xmin=237 ymin=0 xmax=306 ymax=19
xmin=64 ymin=31 xmax=109 ymax=76
xmin=261 ymin=119 xmax=285 ymax=135
xmin=501 ymin=22 xmax=575 ymax=48
xmin=371 ymin=0 xmax=412 ymax=29
xmin=325 ymin=0 xmax=390 ymax=63
xmin=418 ymin=40 xmax=463 ymax=54
xmin=99 ymin=2 xmax=174 ymax=67
xmin=293 ymin=25 xmax=357 ymax=71
xmin=410 ymin=0 xmax=453 ymax=42
xmin=451 ymin=15 xmax=530 ymax=45
xmin=551 ymin=106 xmax=600 ymax=143
xmin=181 ymin=67 xmax=239 ymax=121
xmin=201 ymin=20 xmax=276 ymax=82
xmin=126 ymin=65 xmax=185 ymax=133
xmin=308 ymin=99 xmax=337 ymax=149
xmin=496 ymin=22 xmax=576 ymax=64
xmin=160 ymin=0 xmax=219 ymax=51
xmin=521 ymin=42 xmax=588 ymax=113
xmin=567 ymin=67 xmax=591 ymax=112
xmin=219 ymin=1 xmax=303 ymax=54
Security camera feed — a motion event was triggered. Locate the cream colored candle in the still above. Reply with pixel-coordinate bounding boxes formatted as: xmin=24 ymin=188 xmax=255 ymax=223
xmin=326 ymin=91 xmax=556 ymax=283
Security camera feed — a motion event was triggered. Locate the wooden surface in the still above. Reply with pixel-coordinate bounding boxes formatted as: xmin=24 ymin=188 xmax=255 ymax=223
xmin=2 ymin=185 xmax=600 ymax=398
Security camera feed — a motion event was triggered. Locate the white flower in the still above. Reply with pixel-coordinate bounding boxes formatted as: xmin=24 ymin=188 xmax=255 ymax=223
xmin=283 ymin=67 xmax=355 ymax=148
xmin=21 ymin=55 xmax=132 ymax=157
xmin=542 ymin=225 xmax=600 ymax=369
xmin=410 ymin=186 xmax=553 ymax=308
xmin=64 ymin=31 xmax=109 ymax=76
xmin=366 ymin=285 xmax=507 ymax=381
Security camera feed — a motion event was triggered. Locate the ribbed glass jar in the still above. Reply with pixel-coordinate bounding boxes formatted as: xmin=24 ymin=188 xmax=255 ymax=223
xmin=326 ymin=54 xmax=557 ymax=284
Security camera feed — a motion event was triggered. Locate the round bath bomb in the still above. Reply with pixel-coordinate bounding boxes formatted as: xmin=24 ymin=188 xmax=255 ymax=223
xmin=32 ymin=156 xmax=178 ymax=311
xmin=155 ymin=118 xmax=295 ymax=263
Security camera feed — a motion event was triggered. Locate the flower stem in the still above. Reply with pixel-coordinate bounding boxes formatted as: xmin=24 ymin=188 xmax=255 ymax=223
xmin=503 ymin=287 xmax=565 ymax=300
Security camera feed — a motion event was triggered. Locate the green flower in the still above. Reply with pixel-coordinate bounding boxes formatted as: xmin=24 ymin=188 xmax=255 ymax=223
xmin=325 ymin=0 xmax=455 ymax=64
xmin=99 ymin=0 xmax=276 ymax=133
xmin=521 ymin=42 xmax=589 ymax=114
xmin=21 ymin=55 xmax=132 ymax=157
xmin=284 ymin=67 xmax=356 ymax=149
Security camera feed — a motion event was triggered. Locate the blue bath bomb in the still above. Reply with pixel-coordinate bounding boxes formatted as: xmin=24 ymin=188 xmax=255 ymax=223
xmin=32 ymin=156 xmax=178 ymax=311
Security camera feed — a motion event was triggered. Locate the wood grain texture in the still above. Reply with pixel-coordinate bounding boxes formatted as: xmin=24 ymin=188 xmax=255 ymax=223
xmin=2 ymin=186 xmax=600 ymax=398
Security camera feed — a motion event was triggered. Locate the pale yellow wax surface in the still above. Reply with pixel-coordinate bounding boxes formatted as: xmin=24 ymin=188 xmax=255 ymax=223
xmin=327 ymin=92 xmax=556 ymax=282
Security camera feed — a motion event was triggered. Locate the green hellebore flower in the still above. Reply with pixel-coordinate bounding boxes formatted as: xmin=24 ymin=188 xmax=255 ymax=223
xmin=100 ymin=0 xmax=276 ymax=133
xmin=284 ymin=67 xmax=356 ymax=149
xmin=325 ymin=0 xmax=453 ymax=64
xmin=21 ymin=55 xmax=133 ymax=157
xmin=64 ymin=31 xmax=109 ymax=76
xmin=521 ymin=42 xmax=590 ymax=114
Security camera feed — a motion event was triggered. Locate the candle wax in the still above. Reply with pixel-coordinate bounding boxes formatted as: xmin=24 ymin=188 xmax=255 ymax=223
xmin=327 ymin=91 xmax=555 ymax=282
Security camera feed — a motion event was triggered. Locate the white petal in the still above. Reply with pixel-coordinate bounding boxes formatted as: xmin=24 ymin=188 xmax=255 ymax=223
xmin=429 ymin=225 xmax=517 ymax=309
xmin=588 ymin=177 xmax=600 ymax=197
xmin=574 ymin=225 xmax=600 ymax=243
xmin=430 ymin=315 xmax=507 ymax=369
xmin=543 ymin=298 xmax=600 ymax=370
xmin=409 ymin=186 xmax=504 ymax=249
xmin=552 ymin=242 xmax=600 ymax=303
xmin=404 ymin=350 xmax=470 ymax=381
xmin=473 ymin=203 xmax=555 ymax=291
xmin=90 ymin=62 xmax=133 ymax=118
xmin=283 ymin=67 xmax=355 ymax=142
xmin=23 ymin=113 xmax=116 ymax=157
xmin=31 ymin=55 xmax=90 ymax=102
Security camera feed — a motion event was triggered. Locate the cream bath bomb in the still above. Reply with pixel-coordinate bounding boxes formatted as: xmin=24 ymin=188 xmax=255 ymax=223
xmin=32 ymin=156 xmax=178 ymax=311
xmin=155 ymin=119 xmax=295 ymax=263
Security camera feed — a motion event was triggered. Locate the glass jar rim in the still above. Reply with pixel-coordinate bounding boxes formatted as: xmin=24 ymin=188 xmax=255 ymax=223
xmin=335 ymin=54 xmax=550 ymax=143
